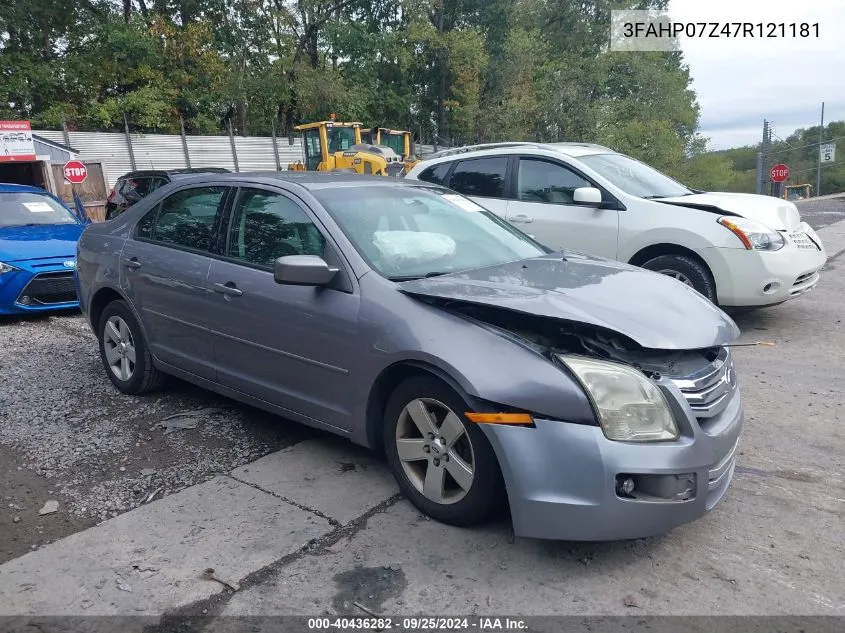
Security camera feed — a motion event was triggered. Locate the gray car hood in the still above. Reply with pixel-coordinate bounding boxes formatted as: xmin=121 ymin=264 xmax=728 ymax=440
xmin=397 ymin=253 xmax=739 ymax=350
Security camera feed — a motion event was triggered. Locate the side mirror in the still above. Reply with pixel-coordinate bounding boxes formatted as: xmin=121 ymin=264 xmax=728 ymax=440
xmin=274 ymin=255 xmax=338 ymax=286
xmin=573 ymin=187 xmax=603 ymax=207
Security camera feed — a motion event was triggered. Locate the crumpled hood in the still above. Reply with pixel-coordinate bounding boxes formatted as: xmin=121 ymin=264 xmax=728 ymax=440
xmin=0 ymin=223 xmax=83 ymax=262
xmin=398 ymin=253 xmax=740 ymax=350
xmin=658 ymin=192 xmax=800 ymax=230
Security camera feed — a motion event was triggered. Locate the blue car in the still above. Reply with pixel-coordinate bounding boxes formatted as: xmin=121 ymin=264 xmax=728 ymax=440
xmin=0 ymin=184 xmax=85 ymax=315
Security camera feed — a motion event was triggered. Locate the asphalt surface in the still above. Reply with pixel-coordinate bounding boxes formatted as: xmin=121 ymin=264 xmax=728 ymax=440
xmin=794 ymin=195 xmax=845 ymax=229
xmin=1 ymin=203 xmax=843 ymax=621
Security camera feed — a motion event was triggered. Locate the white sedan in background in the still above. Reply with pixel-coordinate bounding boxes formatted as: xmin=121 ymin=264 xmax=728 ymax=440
xmin=407 ymin=143 xmax=827 ymax=308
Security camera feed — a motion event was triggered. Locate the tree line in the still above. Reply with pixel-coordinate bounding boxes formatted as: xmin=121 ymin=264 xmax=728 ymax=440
xmin=709 ymin=121 xmax=845 ymax=197
xmin=8 ymin=0 xmax=836 ymax=194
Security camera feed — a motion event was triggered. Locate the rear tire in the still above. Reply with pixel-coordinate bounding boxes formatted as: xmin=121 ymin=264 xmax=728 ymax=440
xmin=641 ymin=254 xmax=717 ymax=303
xmin=97 ymin=300 xmax=165 ymax=395
xmin=383 ymin=375 xmax=503 ymax=526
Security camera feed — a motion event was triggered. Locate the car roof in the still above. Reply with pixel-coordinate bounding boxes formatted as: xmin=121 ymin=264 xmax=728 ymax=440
xmin=0 ymin=183 xmax=51 ymax=195
xmin=118 ymin=168 xmax=230 ymax=180
xmin=426 ymin=141 xmax=615 ymax=161
xmin=153 ymin=170 xmax=442 ymax=192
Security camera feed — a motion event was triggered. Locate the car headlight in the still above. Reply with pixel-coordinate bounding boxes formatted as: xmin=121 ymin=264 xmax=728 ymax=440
xmin=0 ymin=262 xmax=20 ymax=275
xmin=718 ymin=216 xmax=785 ymax=251
xmin=558 ymin=355 xmax=679 ymax=442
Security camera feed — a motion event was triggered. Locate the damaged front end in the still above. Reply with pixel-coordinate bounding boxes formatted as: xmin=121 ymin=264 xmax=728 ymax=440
xmin=399 ymin=274 xmax=744 ymax=539
xmin=442 ymin=300 xmax=737 ymax=423
xmin=444 ymin=302 xmax=742 ymax=538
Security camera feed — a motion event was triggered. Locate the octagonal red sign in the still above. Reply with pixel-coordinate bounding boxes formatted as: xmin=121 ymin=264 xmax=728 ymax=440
xmin=63 ymin=160 xmax=87 ymax=184
xmin=770 ymin=163 xmax=789 ymax=183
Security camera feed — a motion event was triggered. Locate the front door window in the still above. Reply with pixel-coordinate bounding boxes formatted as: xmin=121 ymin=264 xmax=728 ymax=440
xmin=517 ymin=159 xmax=592 ymax=205
xmin=227 ymin=188 xmax=326 ymax=267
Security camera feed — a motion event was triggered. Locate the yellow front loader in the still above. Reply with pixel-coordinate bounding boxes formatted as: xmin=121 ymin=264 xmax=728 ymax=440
xmin=361 ymin=127 xmax=419 ymax=174
xmin=288 ymin=121 xmax=405 ymax=176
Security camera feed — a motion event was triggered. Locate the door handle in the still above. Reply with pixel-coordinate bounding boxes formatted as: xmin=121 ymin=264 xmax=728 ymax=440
xmin=510 ymin=214 xmax=533 ymax=223
xmin=213 ymin=282 xmax=243 ymax=297
xmin=124 ymin=258 xmax=142 ymax=270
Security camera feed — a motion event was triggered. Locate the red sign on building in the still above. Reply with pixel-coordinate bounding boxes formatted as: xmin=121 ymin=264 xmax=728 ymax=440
xmin=0 ymin=121 xmax=36 ymax=162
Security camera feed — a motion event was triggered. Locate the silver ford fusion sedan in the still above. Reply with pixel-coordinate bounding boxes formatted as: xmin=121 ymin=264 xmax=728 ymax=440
xmin=76 ymin=172 xmax=743 ymax=541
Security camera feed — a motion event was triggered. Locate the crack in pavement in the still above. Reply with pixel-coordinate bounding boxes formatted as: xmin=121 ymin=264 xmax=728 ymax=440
xmin=142 ymin=493 xmax=404 ymax=633
xmin=228 ymin=473 xmax=343 ymax=528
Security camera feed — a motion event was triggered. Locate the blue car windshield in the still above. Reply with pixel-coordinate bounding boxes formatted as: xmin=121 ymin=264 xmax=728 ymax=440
xmin=0 ymin=192 xmax=78 ymax=228
xmin=315 ymin=185 xmax=546 ymax=280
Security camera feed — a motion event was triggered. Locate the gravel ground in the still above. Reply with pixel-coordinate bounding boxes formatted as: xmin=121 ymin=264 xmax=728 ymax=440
xmin=0 ymin=312 xmax=312 ymax=563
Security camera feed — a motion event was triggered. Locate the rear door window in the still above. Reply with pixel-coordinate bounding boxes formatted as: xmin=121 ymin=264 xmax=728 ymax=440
xmin=147 ymin=177 xmax=169 ymax=194
xmin=123 ymin=177 xmax=159 ymax=203
xmin=137 ymin=186 xmax=227 ymax=252
xmin=417 ymin=163 xmax=452 ymax=187
xmin=448 ymin=157 xmax=508 ymax=198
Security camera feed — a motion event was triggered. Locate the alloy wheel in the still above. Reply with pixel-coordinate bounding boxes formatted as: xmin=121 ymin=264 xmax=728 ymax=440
xmin=103 ymin=315 xmax=136 ymax=382
xmin=657 ymin=269 xmax=694 ymax=287
xmin=395 ymin=398 xmax=475 ymax=505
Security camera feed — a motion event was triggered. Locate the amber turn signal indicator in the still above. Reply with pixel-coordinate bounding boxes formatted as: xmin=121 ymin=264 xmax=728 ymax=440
xmin=465 ymin=412 xmax=534 ymax=425
xmin=717 ymin=218 xmax=754 ymax=250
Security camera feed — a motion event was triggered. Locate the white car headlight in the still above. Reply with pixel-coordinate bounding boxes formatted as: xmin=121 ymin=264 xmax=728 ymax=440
xmin=558 ymin=355 xmax=679 ymax=442
xmin=718 ymin=216 xmax=785 ymax=251
xmin=0 ymin=262 xmax=20 ymax=275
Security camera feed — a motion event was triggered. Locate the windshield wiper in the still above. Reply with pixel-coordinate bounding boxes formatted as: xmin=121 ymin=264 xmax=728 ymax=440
xmin=644 ymin=192 xmax=695 ymax=200
xmin=388 ymin=271 xmax=450 ymax=282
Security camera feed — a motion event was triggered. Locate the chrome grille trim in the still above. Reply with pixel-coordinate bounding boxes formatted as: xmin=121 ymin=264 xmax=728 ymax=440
xmin=669 ymin=348 xmax=736 ymax=418
xmin=709 ymin=440 xmax=739 ymax=491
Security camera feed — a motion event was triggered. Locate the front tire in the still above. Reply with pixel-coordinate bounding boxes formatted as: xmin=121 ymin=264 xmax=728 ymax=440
xmin=98 ymin=300 xmax=164 ymax=395
xmin=383 ymin=375 xmax=503 ymax=526
xmin=641 ymin=254 xmax=717 ymax=303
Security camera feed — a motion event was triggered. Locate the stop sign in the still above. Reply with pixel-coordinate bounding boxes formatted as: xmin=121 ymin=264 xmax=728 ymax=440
xmin=770 ymin=163 xmax=789 ymax=183
xmin=63 ymin=160 xmax=87 ymax=184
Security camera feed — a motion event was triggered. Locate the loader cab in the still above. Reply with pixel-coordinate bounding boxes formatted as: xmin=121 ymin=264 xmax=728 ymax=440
xmin=381 ymin=131 xmax=408 ymax=157
xmin=363 ymin=128 xmax=414 ymax=159
xmin=297 ymin=121 xmax=363 ymax=171
xmin=301 ymin=127 xmax=324 ymax=171
xmin=362 ymin=128 xmax=418 ymax=174
xmin=327 ymin=125 xmax=359 ymax=153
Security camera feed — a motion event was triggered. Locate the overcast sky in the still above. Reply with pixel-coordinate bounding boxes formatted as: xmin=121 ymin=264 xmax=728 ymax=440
xmin=669 ymin=0 xmax=845 ymax=150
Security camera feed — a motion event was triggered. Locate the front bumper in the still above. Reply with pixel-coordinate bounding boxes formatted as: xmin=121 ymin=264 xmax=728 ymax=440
xmin=704 ymin=223 xmax=827 ymax=307
xmin=0 ymin=260 xmax=79 ymax=315
xmin=480 ymin=379 xmax=743 ymax=541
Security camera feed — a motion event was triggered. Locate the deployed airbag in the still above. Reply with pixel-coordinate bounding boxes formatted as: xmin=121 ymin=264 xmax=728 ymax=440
xmin=373 ymin=231 xmax=456 ymax=267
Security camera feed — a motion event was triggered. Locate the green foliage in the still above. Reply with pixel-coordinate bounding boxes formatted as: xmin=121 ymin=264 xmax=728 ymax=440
xmin=1 ymin=0 xmax=760 ymax=194
xmin=673 ymin=153 xmax=738 ymax=192
xmin=703 ymin=121 xmax=845 ymax=195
